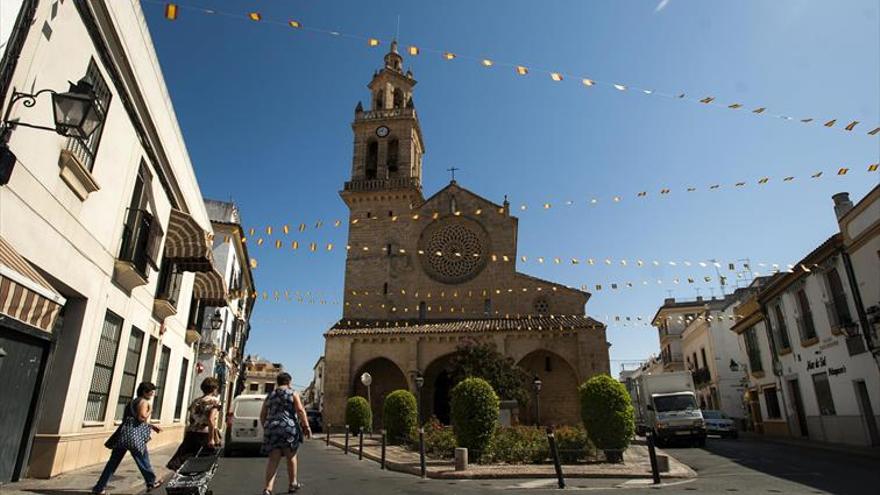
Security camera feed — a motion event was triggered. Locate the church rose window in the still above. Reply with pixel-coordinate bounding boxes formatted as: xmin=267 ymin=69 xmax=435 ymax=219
xmin=418 ymin=217 xmax=489 ymax=284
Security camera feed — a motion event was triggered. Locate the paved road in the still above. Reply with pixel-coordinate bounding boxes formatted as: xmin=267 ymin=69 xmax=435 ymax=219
xmin=208 ymin=436 xmax=878 ymax=495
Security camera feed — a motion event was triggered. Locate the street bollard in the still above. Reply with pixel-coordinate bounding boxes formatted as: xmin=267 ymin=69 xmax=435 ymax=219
xmin=546 ymin=430 xmax=566 ymax=489
xmin=646 ymin=432 xmax=661 ymax=484
xmin=454 ymin=448 xmax=468 ymax=471
xmin=380 ymin=430 xmax=387 ymax=470
xmin=344 ymin=425 xmax=350 ymax=455
xmin=326 ymin=424 xmax=331 ymax=447
xmin=358 ymin=430 xmax=364 ymax=460
xmin=418 ymin=427 xmax=427 ymax=479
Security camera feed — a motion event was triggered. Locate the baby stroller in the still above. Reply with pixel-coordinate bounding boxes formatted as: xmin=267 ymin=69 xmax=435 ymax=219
xmin=165 ymin=447 xmax=221 ymax=495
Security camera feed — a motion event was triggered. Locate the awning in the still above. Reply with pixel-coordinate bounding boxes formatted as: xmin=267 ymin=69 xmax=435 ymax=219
xmin=0 ymin=236 xmax=66 ymax=333
xmin=164 ymin=208 xmax=214 ymax=272
xmin=193 ymin=268 xmax=227 ymax=304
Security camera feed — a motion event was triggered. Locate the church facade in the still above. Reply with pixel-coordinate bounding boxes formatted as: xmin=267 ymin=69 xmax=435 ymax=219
xmin=322 ymin=43 xmax=610 ymax=428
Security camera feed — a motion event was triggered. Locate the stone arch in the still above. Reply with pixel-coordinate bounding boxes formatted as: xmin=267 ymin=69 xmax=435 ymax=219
xmin=421 ymin=352 xmax=461 ymax=425
xmin=352 ymin=357 xmax=408 ymax=430
xmin=517 ymin=350 xmax=580 ymax=426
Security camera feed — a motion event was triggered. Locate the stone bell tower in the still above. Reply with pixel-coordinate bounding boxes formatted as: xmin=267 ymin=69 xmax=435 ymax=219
xmin=340 ymin=42 xmax=427 ymax=319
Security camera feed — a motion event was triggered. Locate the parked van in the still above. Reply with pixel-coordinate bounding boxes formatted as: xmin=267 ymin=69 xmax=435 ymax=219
xmin=225 ymin=394 xmax=265 ymax=455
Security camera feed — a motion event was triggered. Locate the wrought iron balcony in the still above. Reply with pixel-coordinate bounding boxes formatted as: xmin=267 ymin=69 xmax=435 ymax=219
xmin=692 ymin=367 xmax=712 ymax=387
xmin=119 ymin=208 xmax=153 ymax=276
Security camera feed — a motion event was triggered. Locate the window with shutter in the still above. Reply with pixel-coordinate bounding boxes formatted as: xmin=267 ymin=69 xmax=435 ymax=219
xmin=85 ymin=311 xmax=123 ymax=422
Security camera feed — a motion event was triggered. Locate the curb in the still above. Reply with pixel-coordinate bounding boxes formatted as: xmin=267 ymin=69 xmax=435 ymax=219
xmin=326 ymin=438 xmax=695 ymax=480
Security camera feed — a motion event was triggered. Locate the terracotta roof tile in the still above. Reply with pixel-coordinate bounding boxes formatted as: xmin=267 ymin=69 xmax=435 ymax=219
xmin=325 ymin=315 xmax=605 ymax=336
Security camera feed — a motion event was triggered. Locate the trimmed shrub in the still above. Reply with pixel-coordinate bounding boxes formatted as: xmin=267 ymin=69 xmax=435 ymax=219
xmin=579 ymin=375 xmax=635 ymax=456
xmin=554 ymin=425 xmax=594 ymax=463
xmin=450 ymin=377 xmax=499 ymax=455
xmin=345 ymin=396 xmax=372 ymax=434
xmin=483 ymin=426 xmax=548 ymax=464
xmin=409 ymin=417 xmax=456 ymax=458
xmin=383 ymin=389 xmax=417 ymax=445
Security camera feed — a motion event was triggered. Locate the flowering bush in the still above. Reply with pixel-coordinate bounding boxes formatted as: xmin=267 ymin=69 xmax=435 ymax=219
xmin=553 ymin=425 xmax=595 ymax=463
xmin=482 ymin=426 xmax=548 ymax=464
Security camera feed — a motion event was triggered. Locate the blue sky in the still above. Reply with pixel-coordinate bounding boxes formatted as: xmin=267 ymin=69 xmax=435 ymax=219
xmin=142 ymin=0 xmax=879 ymax=388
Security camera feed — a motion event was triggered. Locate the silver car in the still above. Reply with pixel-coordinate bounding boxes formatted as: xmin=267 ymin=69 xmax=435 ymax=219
xmin=702 ymin=410 xmax=738 ymax=439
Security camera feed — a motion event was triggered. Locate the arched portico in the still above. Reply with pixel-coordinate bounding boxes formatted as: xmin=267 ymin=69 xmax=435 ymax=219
xmin=517 ymin=350 xmax=581 ymax=426
xmin=352 ymin=357 xmax=409 ymax=430
xmin=420 ymin=353 xmax=461 ymax=425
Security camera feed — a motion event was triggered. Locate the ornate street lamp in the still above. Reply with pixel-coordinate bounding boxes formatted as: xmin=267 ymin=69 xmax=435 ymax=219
xmin=210 ymin=309 xmax=224 ymax=330
xmin=532 ymin=376 xmax=543 ymax=426
xmin=1 ymin=78 xmax=102 ymax=140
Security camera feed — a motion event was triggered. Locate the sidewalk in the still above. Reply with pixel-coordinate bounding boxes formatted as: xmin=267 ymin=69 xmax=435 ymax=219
xmin=740 ymin=432 xmax=880 ymax=460
xmin=0 ymin=445 xmax=177 ymax=495
xmin=324 ymin=434 xmax=696 ymax=480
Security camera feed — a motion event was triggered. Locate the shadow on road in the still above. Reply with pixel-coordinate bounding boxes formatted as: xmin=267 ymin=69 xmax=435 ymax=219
xmin=681 ymin=436 xmax=878 ymax=495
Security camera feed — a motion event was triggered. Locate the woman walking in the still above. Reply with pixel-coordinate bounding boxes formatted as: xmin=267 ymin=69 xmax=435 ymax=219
xmin=260 ymin=372 xmax=311 ymax=494
xmin=166 ymin=377 xmax=222 ymax=471
xmin=92 ymin=382 xmax=163 ymax=494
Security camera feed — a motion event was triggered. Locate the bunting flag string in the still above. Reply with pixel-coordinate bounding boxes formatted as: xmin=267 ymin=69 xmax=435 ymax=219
xmin=149 ymin=1 xmax=880 ymax=138
xmin=233 ymin=163 xmax=877 ymax=238
xmin=244 ymin=240 xmax=810 ymax=277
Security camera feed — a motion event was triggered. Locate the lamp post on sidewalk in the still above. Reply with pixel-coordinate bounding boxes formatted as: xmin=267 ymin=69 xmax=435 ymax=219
xmin=361 ymin=372 xmax=373 ymax=434
xmin=532 ymin=376 xmax=543 ymax=426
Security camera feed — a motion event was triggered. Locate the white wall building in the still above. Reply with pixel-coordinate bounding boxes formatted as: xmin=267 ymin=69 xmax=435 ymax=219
xmin=652 ymin=299 xmax=705 ymax=372
xmin=189 ymin=200 xmax=255 ymax=419
xmin=0 ymin=0 xmax=220 ymax=480
xmin=745 ymin=188 xmax=880 ymax=447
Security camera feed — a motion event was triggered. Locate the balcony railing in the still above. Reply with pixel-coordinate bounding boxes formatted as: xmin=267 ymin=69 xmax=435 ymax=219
xmin=692 ymin=368 xmax=712 ymax=387
xmin=119 ymin=208 xmax=153 ymax=279
xmin=355 ymin=107 xmax=416 ymax=121
xmin=344 ymin=177 xmax=421 ymax=192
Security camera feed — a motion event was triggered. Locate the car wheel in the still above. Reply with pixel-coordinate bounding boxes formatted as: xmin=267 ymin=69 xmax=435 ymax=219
xmin=697 ymin=437 xmax=707 ymax=448
xmin=224 ymin=446 xmax=235 ymax=457
xmin=731 ymin=432 xmax=739 ymax=439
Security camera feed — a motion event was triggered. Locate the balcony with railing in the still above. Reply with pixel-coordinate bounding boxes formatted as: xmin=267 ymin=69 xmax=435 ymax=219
xmin=343 ymin=176 xmax=421 ymax=192
xmin=354 ymin=107 xmax=416 ymax=121
xmin=113 ymin=208 xmax=155 ymax=291
xmin=692 ymin=367 xmax=712 ymax=388
xmin=153 ymin=262 xmax=183 ymax=320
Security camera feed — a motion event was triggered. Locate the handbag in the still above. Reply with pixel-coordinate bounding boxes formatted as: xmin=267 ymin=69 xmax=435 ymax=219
xmin=105 ymin=399 xmax=152 ymax=453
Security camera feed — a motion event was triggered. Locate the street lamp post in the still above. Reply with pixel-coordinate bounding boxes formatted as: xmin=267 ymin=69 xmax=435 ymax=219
xmin=361 ymin=372 xmax=373 ymax=434
xmin=533 ymin=376 xmax=543 ymax=426
xmin=1 ymin=79 xmax=103 ymax=185
xmin=414 ymin=372 xmax=425 ymax=425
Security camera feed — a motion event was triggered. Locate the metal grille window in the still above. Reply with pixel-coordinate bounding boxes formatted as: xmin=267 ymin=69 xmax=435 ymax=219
xmin=65 ymin=59 xmax=111 ymax=171
xmin=152 ymin=347 xmax=171 ymax=420
xmin=772 ymin=304 xmax=792 ymax=352
xmin=796 ymin=289 xmax=818 ymax=341
xmin=85 ymin=311 xmax=123 ymax=422
xmin=744 ymin=326 xmax=763 ymax=373
xmin=143 ymin=336 xmax=158 ymax=383
xmin=811 ymin=372 xmax=837 ymax=416
xmin=115 ymin=327 xmax=144 ymax=420
xmin=763 ymin=386 xmax=781 ymax=418
xmin=173 ymin=358 xmax=189 ymax=420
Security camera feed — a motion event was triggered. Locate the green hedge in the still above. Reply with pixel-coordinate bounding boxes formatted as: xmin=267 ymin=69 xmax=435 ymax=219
xmin=483 ymin=426 xmax=548 ymax=464
xmin=383 ymin=389 xmax=417 ymax=444
xmin=579 ymin=375 xmax=635 ymax=451
xmin=345 ymin=396 xmax=372 ymax=434
xmin=554 ymin=425 xmax=594 ymax=463
xmin=450 ymin=377 xmax=499 ymax=455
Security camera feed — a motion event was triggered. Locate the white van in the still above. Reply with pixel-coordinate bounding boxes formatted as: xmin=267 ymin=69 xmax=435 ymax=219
xmin=225 ymin=394 xmax=266 ymax=455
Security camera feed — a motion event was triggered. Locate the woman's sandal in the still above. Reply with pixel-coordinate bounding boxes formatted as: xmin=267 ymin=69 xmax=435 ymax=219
xmin=288 ymin=483 xmax=303 ymax=493
xmin=262 ymin=490 xmax=273 ymax=495
xmin=147 ymin=480 xmax=163 ymax=491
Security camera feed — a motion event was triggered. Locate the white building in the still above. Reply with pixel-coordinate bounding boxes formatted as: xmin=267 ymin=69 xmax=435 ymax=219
xmin=243 ymin=357 xmax=283 ymax=396
xmin=0 ymin=0 xmax=221 ymax=480
xmin=735 ymin=188 xmax=880 ymax=447
xmin=189 ymin=200 xmax=255 ymax=418
xmin=303 ymin=356 xmax=325 ymax=412
xmin=651 ymin=298 xmax=705 ymax=372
